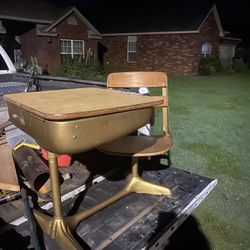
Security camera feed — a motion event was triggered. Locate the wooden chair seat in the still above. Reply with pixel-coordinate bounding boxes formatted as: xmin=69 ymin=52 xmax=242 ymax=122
xmin=99 ymin=134 xmax=172 ymax=157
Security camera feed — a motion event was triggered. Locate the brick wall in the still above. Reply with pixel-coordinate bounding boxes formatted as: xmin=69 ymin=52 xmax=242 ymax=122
xmin=20 ymin=11 xmax=220 ymax=76
xmin=20 ymin=14 xmax=98 ymax=75
xmin=102 ymin=11 xmax=220 ymax=75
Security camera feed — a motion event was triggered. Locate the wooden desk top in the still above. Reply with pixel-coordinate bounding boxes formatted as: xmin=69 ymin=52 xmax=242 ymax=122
xmin=4 ymin=88 xmax=163 ymax=121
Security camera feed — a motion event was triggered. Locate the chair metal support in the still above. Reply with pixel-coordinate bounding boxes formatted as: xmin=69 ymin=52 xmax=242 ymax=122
xmin=33 ymin=153 xmax=171 ymax=250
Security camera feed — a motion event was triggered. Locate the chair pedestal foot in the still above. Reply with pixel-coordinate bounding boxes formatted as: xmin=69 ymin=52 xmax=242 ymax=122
xmin=33 ymin=209 xmax=83 ymax=250
xmin=126 ymin=175 xmax=172 ymax=196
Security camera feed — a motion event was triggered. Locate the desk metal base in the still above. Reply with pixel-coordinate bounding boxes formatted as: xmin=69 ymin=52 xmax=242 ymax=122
xmin=33 ymin=152 xmax=171 ymax=250
xmin=0 ymin=164 xmax=217 ymax=250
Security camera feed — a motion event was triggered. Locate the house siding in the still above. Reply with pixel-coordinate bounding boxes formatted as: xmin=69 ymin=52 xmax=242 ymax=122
xmin=102 ymin=11 xmax=220 ymax=75
xmin=20 ymin=13 xmax=98 ymax=75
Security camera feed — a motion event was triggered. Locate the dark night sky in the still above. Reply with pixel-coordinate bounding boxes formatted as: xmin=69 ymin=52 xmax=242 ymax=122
xmin=48 ymin=0 xmax=250 ymax=45
xmin=215 ymin=0 xmax=250 ymax=43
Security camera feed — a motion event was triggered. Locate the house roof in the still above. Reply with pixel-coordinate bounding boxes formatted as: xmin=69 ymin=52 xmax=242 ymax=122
xmin=43 ymin=7 xmax=102 ymax=37
xmin=79 ymin=0 xmax=224 ymax=36
xmin=220 ymin=36 xmax=242 ymax=45
xmin=0 ymin=0 xmax=224 ymax=37
xmin=0 ymin=0 xmax=102 ymax=38
xmin=0 ymin=0 xmax=68 ymax=24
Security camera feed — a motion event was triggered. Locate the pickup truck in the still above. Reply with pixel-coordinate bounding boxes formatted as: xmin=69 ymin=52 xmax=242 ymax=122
xmin=0 ymin=45 xmax=28 ymax=124
xmin=0 ymin=45 xmax=17 ymax=75
xmin=0 ymin=45 xmax=217 ymax=250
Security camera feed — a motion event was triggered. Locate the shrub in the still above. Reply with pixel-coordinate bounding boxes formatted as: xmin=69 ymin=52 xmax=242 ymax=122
xmin=221 ymin=60 xmax=233 ymax=73
xmin=58 ymin=56 xmax=105 ymax=80
xmin=232 ymin=57 xmax=249 ymax=73
xmin=199 ymin=55 xmax=222 ymax=75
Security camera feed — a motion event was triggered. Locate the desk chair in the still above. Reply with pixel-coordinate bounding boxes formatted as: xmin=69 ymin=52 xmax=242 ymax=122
xmin=99 ymin=72 xmax=173 ymax=196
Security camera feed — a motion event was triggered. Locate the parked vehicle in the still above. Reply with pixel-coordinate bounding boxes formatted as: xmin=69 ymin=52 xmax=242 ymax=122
xmin=0 ymin=45 xmax=16 ymax=74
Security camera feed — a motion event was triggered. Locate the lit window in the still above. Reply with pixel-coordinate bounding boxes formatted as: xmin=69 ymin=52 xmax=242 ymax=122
xmin=60 ymin=39 xmax=84 ymax=61
xmin=127 ymin=36 xmax=137 ymax=62
xmin=201 ymin=42 xmax=212 ymax=57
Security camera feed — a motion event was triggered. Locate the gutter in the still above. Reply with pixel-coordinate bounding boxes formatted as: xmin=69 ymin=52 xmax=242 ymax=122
xmin=0 ymin=15 xmax=52 ymax=24
xmin=102 ymin=30 xmax=200 ymax=36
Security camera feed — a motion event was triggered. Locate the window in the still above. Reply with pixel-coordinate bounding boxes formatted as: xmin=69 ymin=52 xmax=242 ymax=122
xmin=201 ymin=42 xmax=212 ymax=57
xmin=127 ymin=36 xmax=137 ymax=62
xmin=67 ymin=16 xmax=78 ymax=25
xmin=60 ymin=39 xmax=84 ymax=61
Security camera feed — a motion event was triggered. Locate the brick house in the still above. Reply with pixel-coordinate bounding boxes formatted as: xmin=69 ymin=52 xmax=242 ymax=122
xmin=0 ymin=0 xmax=102 ymax=75
xmin=98 ymin=3 xmax=224 ymax=75
xmin=0 ymin=1 xmax=225 ymax=75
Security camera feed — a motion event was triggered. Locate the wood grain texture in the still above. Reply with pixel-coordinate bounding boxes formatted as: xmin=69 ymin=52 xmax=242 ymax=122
xmin=4 ymin=88 xmax=163 ymax=121
xmin=0 ymin=137 xmax=20 ymax=191
xmin=107 ymin=71 xmax=167 ymax=88
xmin=99 ymin=134 xmax=172 ymax=157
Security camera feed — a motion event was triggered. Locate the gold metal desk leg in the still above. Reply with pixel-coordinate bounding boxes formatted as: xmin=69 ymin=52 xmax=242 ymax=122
xmin=126 ymin=157 xmax=172 ymax=196
xmin=33 ymin=152 xmax=83 ymax=250
xmin=67 ymin=158 xmax=171 ymax=229
xmin=33 ymin=154 xmax=171 ymax=249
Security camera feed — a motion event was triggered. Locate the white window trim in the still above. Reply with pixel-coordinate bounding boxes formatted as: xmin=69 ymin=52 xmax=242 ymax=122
xmin=201 ymin=42 xmax=212 ymax=57
xmin=127 ymin=36 xmax=137 ymax=63
xmin=60 ymin=39 xmax=85 ymax=58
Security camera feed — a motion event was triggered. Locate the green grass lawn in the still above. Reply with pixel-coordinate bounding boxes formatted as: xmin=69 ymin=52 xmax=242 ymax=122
xmin=152 ymin=73 xmax=250 ymax=250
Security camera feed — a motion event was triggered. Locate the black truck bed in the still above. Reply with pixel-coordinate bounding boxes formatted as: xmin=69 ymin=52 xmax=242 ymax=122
xmin=0 ymin=161 xmax=216 ymax=250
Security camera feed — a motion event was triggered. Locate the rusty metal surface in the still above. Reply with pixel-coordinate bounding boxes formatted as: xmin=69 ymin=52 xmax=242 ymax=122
xmin=12 ymin=147 xmax=50 ymax=194
xmin=0 ymin=136 xmax=20 ymax=191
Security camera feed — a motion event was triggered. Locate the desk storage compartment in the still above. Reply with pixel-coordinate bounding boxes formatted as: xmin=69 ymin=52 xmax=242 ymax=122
xmin=7 ymin=103 xmax=153 ymax=154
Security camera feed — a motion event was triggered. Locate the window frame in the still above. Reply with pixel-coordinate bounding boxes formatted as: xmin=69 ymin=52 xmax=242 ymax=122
xmin=60 ymin=39 xmax=84 ymax=59
xmin=127 ymin=36 xmax=137 ymax=63
xmin=201 ymin=42 xmax=212 ymax=57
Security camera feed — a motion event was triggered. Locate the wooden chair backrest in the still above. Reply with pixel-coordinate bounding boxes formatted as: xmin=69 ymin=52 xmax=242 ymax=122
xmin=107 ymin=72 xmax=170 ymax=134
